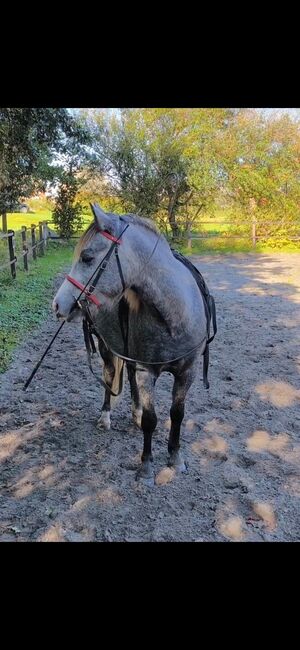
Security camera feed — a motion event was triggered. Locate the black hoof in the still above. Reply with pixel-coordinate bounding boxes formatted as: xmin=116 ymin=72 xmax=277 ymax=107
xmin=136 ymin=461 xmax=154 ymax=486
xmin=168 ymin=452 xmax=188 ymax=473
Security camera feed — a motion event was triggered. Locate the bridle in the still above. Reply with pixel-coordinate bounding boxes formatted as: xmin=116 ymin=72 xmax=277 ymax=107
xmin=65 ymin=226 xmax=127 ymax=308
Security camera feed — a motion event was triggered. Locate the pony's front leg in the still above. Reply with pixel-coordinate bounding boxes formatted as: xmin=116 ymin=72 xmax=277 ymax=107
xmin=135 ymin=368 xmax=157 ymax=486
xmin=168 ymin=368 xmax=195 ymax=472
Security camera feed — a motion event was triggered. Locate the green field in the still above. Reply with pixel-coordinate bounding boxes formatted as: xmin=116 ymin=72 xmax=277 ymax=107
xmin=2 ymin=210 xmax=53 ymax=231
xmin=2 ymin=210 xmax=93 ymax=232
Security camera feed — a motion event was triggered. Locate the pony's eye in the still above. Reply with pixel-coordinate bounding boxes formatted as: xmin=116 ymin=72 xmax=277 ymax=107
xmin=81 ymin=250 xmax=94 ymax=264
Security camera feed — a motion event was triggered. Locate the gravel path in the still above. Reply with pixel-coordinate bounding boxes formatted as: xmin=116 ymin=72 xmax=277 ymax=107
xmin=0 ymin=253 xmax=299 ymax=541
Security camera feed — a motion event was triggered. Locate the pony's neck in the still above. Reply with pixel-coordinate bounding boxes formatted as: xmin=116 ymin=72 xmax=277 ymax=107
xmin=126 ymin=230 xmax=190 ymax=336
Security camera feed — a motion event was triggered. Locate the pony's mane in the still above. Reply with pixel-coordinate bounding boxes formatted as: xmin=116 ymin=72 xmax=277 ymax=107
xmin=74 ymin=222 xmax=98 ymax=259
xmin=121 ymin=213 xmax=159 ymax=234
xmin=74 ymin=213 xmax=159 ymax=259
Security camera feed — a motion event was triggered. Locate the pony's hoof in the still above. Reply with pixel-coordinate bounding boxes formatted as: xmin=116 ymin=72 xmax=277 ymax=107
xmin=97 ymin=411 xmax=111 ymax=431
xmin=168 ymin=452 xmax=188 ymax=473
xmin=138 ymin=476 xmax=155 ymax=487
xmin=136 ymin=462 xmax=154 ymax=486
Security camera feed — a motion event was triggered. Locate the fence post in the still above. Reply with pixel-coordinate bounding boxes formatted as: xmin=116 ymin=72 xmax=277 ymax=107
xmin=187 ymin=225 xmax=192 ymax=250
xmin=31 ymin=224 xmax=37 ymax=260
xmin=8 ymin=229 xmax=16 ymax=278
xmin=38 ymin=221 xmax=44 ymax=256
xmin=252 ymin=216 xmax=256 ymax=247
xmin=21 ymin=226 xmax=28 ymax=271
xmin=42 ymin=221 xmax=48 ymax=249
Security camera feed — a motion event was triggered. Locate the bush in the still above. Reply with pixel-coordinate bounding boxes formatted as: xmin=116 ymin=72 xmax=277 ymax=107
xmin=52 ymin=176 xmax=85 ymax=238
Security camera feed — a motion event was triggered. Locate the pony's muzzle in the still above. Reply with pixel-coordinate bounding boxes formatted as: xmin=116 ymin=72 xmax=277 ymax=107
xmin=52 ymin=299 xmax=62 ymax=319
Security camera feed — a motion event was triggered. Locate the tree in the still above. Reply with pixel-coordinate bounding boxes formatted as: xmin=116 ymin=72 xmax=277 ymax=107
xmin=0 ymin=108 xmax=89 ymax=226
xmin=77 ymin=108 xmax=300 ymax=245
xmin=218 ymin=109 xmax=300 ymax=240
xmin=52 ymin=172 xmax=84 ymax=238
xmin=51 ymin=129 xmax=93 ymax=238
xmin=89 ymin=108 xmax=230 ymax=238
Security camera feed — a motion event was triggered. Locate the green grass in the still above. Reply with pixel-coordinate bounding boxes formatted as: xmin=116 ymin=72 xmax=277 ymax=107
xmin=0 ymin=241 xmax=73 ymax=373
xmin=180 ymin=238 xmax=254 ymax=255
xmin=179 ymin=208 xmax=300 ymax=254
xmin=3 ymin=210 xmax=53 ymax=231
xmin=179 ymin=237 xmax=300 ymax=256
xmin=2 ymin=210 xmax=93 ymax=233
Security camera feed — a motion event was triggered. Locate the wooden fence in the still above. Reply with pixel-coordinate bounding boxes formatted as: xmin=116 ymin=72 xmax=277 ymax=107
xmin=0 ymin=222 xmax=48 ymax=278
xmin=185 ymin=217 xmax=300 ymax=249
xmin=1 ymin=215 xmax=300 ymax=277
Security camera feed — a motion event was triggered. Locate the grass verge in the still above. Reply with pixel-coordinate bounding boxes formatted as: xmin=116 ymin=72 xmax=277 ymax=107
xmin=0 ymin=242 xmax=73 ymax=373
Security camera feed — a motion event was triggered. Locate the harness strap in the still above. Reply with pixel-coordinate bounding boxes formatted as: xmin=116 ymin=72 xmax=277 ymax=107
xmin=115 ymin=246 xmax=126 ymax=292
xmin=207 ymin=295 xmax=217 ymax=344
xmin=82 ymin=316 xmax=123 ymax=397
xmin=171 ymin=249 xmax=217 ymax=387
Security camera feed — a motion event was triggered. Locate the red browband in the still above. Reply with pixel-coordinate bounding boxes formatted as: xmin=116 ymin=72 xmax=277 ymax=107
xmin=96 ymin=228 xmax=122 ymax=244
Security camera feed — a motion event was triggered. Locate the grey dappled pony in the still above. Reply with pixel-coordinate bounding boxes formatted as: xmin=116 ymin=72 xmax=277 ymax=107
xmin=53 ymin=204 xmax=212 ymax=485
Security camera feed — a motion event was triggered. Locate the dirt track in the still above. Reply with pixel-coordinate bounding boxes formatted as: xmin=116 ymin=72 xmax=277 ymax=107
xmin=0 ymin=253 xmax=300 ymax=542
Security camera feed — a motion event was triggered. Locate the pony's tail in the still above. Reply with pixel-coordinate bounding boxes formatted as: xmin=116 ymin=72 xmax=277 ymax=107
xmin=111 ymin=356 xmax=124 ymax=407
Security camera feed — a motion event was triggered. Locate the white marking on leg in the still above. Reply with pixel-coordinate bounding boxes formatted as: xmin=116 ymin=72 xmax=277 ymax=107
xmin=132 ymin=407 xmax=142 ymax=428
xmin=97 ymin=410 xmax=111 ymax=430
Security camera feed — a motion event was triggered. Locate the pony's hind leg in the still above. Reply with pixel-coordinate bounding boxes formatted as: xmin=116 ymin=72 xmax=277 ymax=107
xmin=126 ymin=362 xmax=142 ymax=428
xmin=168 ymin=367 xmax=196 ymax=472
xmin=135 ymin=368 xmax=157 ymax=485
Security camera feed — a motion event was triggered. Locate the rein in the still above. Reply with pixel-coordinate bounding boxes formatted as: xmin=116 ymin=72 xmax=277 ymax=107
xmin=23 ymin=224 xmax=129 ymax=391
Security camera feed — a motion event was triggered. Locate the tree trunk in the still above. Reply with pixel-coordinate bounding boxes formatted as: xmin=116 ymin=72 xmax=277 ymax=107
xmin=167 ymin=197 xmax=179 ymax=238
xmin=2 ymin=212 xmax=8 ymax=232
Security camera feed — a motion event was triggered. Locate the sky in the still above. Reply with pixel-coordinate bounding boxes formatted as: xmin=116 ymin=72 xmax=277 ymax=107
xmin=257 ymin=108 xmax=299 ymax=120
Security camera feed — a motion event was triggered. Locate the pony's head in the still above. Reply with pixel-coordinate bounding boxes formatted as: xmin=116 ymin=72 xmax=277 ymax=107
xmin=52 ymin=204 xmax=131 ymax=320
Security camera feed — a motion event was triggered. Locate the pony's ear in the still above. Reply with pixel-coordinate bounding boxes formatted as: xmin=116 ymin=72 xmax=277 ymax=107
xmin=90 ymin=203 xmax=114 ymax=233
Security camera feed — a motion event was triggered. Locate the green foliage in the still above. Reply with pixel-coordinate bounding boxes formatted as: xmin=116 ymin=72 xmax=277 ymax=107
xmin=0 ymin=108 xmax=90 ymax=215
xmin=27 ymin=194 xmax=55 ymax=213
xmin=0 ymin=242 xmax=73 ymax=372
xmin=2 ymin=107 xmax=300 ymax=250
xmin=52 ymin=172 xmax=85 ymax=238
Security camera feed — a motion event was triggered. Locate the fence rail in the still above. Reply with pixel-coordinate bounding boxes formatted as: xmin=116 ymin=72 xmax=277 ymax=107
xmin=185 ymin=217 xmax=300 ymax=249
xmin=0 ymin=221 xmax=49 ymax=278
xmin=1 ymin=215 xmax=300 ymax=276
